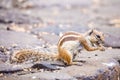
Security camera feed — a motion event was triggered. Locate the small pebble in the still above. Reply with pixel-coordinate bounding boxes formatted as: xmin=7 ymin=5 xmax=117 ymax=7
xmin=95 ymin=54 xmax=98 ymax=56
xmin=88 ymin=57 xmax=91 ymax=58
xmin=0 ymin=46 xmax=7 ymax=52
xmin=0 ymin=73 xmax=3 ymax=77
xmin=11 ymin=44 xmax=18 ymax=48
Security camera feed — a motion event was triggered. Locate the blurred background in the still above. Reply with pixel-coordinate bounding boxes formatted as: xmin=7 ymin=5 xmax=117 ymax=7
xmin=0 ymin=0 xmax=120 ymax=47
xmin=0 ymin=1 xmax=120 ymax=79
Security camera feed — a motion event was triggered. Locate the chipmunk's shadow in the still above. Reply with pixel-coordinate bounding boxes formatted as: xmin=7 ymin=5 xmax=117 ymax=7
xmin=31 ymin=61 xmax=65 ymax=71
xmin=31 ymin=60 xmax=86 ymax=71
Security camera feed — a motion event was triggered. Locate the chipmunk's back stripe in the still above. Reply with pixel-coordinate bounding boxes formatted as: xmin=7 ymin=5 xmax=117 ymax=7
xmin=58 ymin=34 xmax=80 ymax=46
xmin=63 ymin=31 xmax=80 ymax=36
xmin=59 ymin=31 xmax=81 ymax=42
xmin=58 ymin=31 xmax=81 ymax=46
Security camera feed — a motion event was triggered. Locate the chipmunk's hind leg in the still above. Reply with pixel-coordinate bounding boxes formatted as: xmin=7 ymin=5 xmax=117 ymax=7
xmin=59 ymin=48 xmax=73 ymax=65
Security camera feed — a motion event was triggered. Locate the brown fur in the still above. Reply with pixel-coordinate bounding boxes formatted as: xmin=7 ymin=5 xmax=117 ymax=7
xmin=11 ymin=29 xmax=105 ymax=65
xmin=11 ymin=49 xmax=58 ymax=63
xmin=57 ymin=29 xmax=105 ymax=65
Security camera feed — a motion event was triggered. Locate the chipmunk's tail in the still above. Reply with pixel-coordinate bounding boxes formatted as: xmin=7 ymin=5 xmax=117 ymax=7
xmin=10 ymin=49 xmax=59 ymax=63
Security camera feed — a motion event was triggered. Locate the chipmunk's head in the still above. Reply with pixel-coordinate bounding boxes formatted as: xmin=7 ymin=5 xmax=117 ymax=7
xmin=88 ymin=29 xmax=105 ymax=44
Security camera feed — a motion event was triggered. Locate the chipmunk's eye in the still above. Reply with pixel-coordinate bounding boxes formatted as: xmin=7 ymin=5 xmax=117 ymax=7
xmin=96 ymin=35 xmax=100 ymax=38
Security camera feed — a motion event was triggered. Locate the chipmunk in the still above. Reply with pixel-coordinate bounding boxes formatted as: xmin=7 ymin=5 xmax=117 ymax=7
xmin=10 ymin=29 xmax=105 ymax=65
xmin=58 ymin=29 xmax=105 ymax=65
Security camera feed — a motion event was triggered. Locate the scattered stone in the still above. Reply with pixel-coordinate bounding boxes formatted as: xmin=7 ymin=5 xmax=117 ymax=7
xmin=0 ymin=73 xmax=3 ymax=77
xmin=7 ymin=24 xmax=26 ymax=32
xmin=11 ymin=0 xmax=34 ymax=9
xmin=109 ymin=19 xmax=120 ymax=27
xmin=88 ymin=57 xmax=91 ymax=58
xmin=95 ymin=54 xmax=98 ymax=56
xmin=0 ymin=46 xmax=7 ymax=52
xmin=11 ymin=44 xmax=18 ymax=48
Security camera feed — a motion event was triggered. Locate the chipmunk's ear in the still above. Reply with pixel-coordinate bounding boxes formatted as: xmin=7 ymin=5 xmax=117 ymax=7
xmin=89 ymin=29 xmax=94 ymax=35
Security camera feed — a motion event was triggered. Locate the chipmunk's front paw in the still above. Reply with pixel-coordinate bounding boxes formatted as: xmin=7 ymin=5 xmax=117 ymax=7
xmin=99 ymin=47 xmax=105 ymax=51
